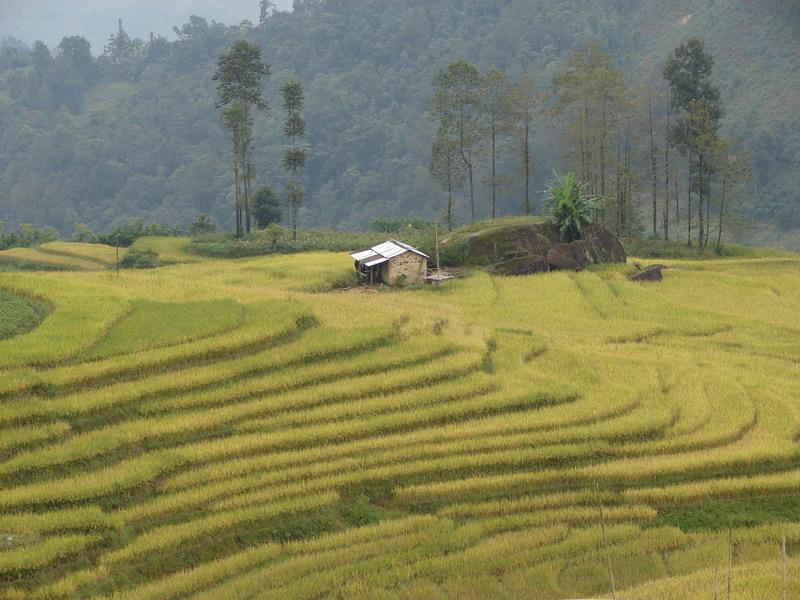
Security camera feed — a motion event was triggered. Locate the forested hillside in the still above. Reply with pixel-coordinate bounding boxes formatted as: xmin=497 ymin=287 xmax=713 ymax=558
xmin=0 ymin=0 xmax=798 ymax=245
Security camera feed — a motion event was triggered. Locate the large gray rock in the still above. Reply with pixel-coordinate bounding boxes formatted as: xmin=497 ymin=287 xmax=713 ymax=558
xmin=629 ymin=265 xmax=664 ymax=282
xmin=439 ymin=221 xmax=626 ymax=276
xmin=567 ymin=240 xmax=594 ymax=268
xmin=460 ymin=223 xmax=561 ymax=266
xmin=580 ymin=224 xmax=627 ymax=263
xmin=490 ymin=254 xmax=550 ymax=276
xmin=546 ymin=245 xmax=582 ymax=271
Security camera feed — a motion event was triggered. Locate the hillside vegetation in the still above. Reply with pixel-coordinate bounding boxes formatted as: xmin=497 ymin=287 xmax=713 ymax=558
xmin=0 ymin=1 xmax=798 ymax=246
xmin=0 ymin=246 xmax=799 ymax=597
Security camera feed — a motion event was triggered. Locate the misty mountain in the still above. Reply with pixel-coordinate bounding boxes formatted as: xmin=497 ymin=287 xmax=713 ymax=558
xmin=0 ymin=0 xmax=798 ymax=246
xmin=0 ymin=0 xmax=292 ymax=51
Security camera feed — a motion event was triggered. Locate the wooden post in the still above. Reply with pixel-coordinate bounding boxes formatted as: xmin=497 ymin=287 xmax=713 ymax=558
xmin=596 ymin=485 xmax=616 ymax=600
xmin=115 ymin=235 xmax=120 ymax=275
xmin=727 ymin=527 xmax=733 ymax=600
xmin=782 ymin=535 xmax=787 ymax=600
xmin=714 ymin=565 xmax=719 ymax=600
xmin=435 ymin=223 xmax=441 ymax=273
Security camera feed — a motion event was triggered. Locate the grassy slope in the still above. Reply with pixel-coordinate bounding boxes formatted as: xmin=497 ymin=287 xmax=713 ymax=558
xmin=84 ymin=299 xmax=244 ymax=359
xmin=0 ymin=289 xmax=49 ymax=340
xmin=0 ymin=246 xmax=799 ymax=598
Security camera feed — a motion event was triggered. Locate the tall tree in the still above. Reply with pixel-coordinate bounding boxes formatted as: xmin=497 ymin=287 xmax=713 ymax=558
xmin=282 ymin=79 xmax=307 ymax=241
xmin=507 ymin=75 xmax=538 ymax=216
xmin=213 ymin=39 xmax=269 ymax=237
xmin=259 ymin=1 xmax=275 ymax=24
xmin=664 ymin=37 xmax=722 ymax=248
xmin=432 ymin=60 xmax=482 ymax=221
xmin=553 ymin=43 xmax=632 ymax=229
xmin=429 ymin=127 xmax=465 ymax=231
xmin=714 ymin=143 xmax=752 ymax=249
xmin=663 ymin=103 xmax=671 ymax=240
xmin=481 ymin=69 xmax=509 ymax=219
xmin=647 ymin=90 xmax=658 ymax=237
xmin=253 ymin=185 xmax=282 ymax=229
xmin=687 ymin=100 xmax=718 ymax=248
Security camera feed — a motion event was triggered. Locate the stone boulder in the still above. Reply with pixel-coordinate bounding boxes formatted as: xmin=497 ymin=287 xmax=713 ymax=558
xmin=580 ymin=223 xmax=626 ymax=263
xmin=568 ymin=239 xmax=595 ymax=268
xmin=629 ymin=265 xmax=664 ymax=282
xmin=461 ymin=223 xmax=561 ymax=266
xmin=490 ymin=254 xmax=550 ymax=276
xmin=439 ymin=221 xmax=626 ymax=276
xmin=546 ymin=245 xmax=582 ymax=271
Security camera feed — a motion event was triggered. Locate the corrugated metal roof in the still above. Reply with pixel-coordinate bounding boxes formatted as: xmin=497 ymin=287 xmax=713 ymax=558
xmin=350 ymin=239 xmax=429 ymax=263
xmin=371 ymin=241 xmax=408 ymax=259
xmin=392 ymin=240 xmax=430 ymax=259
xmin=351 ymin=249 xmax=377 ymax=261
xmin=364 ymin=256 xmax=390 ymax=267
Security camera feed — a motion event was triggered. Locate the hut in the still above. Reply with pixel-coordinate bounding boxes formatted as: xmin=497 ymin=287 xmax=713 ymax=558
xmin=351 ymin=240 xmax=429 ymax=286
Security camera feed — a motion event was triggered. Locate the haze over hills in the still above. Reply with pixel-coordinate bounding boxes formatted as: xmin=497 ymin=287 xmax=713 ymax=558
xmin=0 ymin=0 xmax=798 ymax=248
xmin=0 ymin=0 xmax=293 ymax=51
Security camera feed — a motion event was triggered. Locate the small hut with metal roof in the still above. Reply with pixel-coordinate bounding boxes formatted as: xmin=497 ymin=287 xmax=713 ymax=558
xmin=350 ymin=240 xmax=429 ymax=286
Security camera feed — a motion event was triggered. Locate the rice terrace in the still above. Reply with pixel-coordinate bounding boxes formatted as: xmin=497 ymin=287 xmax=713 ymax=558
xmin=2 ymin=1 xmax=800 ymax=598
xmin=0 ymin=228 xmax=797 ymax=599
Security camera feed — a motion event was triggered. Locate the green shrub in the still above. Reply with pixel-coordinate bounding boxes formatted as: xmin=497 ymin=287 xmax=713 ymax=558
xmin=438 ymin=237 xmax=470 ymax=267
xmin=547 ymin=172 xmax=600 ymax=242
xmin=120 ymin=251 xmax=159 ymax=269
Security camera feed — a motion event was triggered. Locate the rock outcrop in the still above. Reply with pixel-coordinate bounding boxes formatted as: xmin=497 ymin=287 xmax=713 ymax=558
xmin=489 ymin=254 xmax=550 ymax=276
xmin=580 ymin=223 xmax=627 ymax=263
xmin=546 ymin=244 xmax=582 ymax=271
xmin=629 ymin=264 xmax=665 ymax=282
xmin=463 ymin=223 xmax=560 ymax=266
xmin=441 ymin=221 xmax=626 ymax=276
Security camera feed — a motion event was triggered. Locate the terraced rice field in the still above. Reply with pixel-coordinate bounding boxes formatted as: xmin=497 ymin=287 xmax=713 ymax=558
xmin=0 ymin=241 xmax=799 ymax=598
xmin=0 ymin=243 xmax=120 ymax=271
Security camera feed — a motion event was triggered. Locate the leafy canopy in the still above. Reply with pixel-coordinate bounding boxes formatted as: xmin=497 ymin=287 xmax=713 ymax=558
xmin=547 ymin=172 xmax=600 ymax=242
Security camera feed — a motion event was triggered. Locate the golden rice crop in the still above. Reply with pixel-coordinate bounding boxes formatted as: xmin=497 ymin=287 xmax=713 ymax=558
xmin=38 ymin=241 xmax=119 ymax=267
xmin=0 ymin=534 xmax=102 ymax=576
xmin=0 ymin=247 xmax=105 ymax=271
xmin=0 ymin=507 xmax=111 ymax=534
xmin=2 ymin=245 xmax=799 ymax=598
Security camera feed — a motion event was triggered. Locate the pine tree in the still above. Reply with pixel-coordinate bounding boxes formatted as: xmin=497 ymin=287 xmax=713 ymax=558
xmin=481 ymin=69 xmax=509 ymax=219
xmin=213 ymin=40 xmax=269 ymax=237
xmin=507 ymin=75 xmax=538 ymax=216
xmin=432 ymin=60 xmax=482 ymax=221
xmin=664 ymin=38 xmax=723 ymax=248
xmin=281 ymin=79 xmax=307 ymax=241
xmin=429 ymin=127 xmax=465 ymax=231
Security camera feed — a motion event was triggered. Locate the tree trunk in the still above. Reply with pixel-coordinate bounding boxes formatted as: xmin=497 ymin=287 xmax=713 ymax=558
xmin=600 ymin=107 xmax=606 ymax=198
xmin=716 ymin=178 xmax=726 ymax=249
xmin=687 ymin=149 xmax=692 ymax=247
xmin=579 ymin=103 xmax=587 ymax=183
xmin=648 ymin=92 xmax=657 ymax=237
xmin=446 ymin=154 xmax=453 ymax=231
xmin=584 ymin=102 xmax=591 ymax=186
xmin=523 ymin=111 xmax=531 ymax=215
xmin=244 ymin=158 xmax=252 ymax=235
xmin=290 ymin=181 xmax=298 ymax=241
xmin=458 ymin=104 xmax=475 ymax=221
xmin=625 ymin=142 xmax=631 ymax=234
xmin=616 ymin=139 xmax=622 ymax=235
xmin=664 ymin=106 xmax=670 ymax=240
xmin=706 ymin=183 xmax=711 ymax=248
xmin=233 ymin=136 xmax=242 ymax=238
xmin=467 ymin=158 xmax=475 ymax=220
xmin=698 ymin=152 xmax=705 ymax=249
xmin=491 ymin=111 xmax=496 ymax=219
